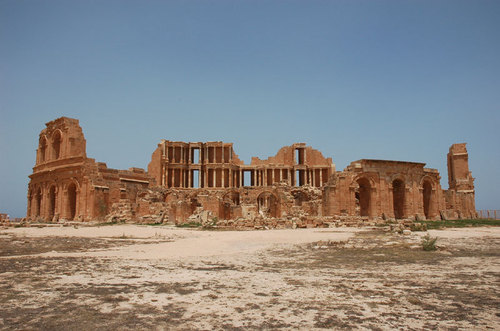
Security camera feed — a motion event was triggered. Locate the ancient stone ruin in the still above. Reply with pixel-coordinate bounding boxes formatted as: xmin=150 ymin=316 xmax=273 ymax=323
xmin=26 ymin=117 xmax=476 ymax=228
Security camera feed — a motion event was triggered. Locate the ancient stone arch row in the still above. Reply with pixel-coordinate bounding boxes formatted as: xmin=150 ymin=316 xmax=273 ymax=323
xmin=27 ymin=117 xmax=477 ymax=223
xmin=27 ymin=179 xmax=80 ymax=220
xmin=37 ymin=129 xmax=63 ymax=163
xmin=349 ymin=174 xmax=440 ymax=220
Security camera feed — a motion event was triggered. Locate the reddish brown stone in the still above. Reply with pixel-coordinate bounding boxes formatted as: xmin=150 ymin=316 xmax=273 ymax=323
xmin=26 ymin=117 xmax=477 ymax=225
xmin=27 ymin=117 xmax=150 ymax=222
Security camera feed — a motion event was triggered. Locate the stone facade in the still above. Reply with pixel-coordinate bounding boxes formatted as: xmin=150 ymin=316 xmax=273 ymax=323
xmin=26 ymin=117 xmax=477 ymax=225
xmin=27 ymin=117 xmax=150 ymax=222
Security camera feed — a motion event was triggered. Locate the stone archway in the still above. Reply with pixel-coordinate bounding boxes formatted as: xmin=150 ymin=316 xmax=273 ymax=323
xmin=48 ymin=186 xmax=56 ymax=219
xmin=392 ymin=179 xmax=405 ymax=219
xmin=39 ymin=137 xmax=48 ymax=163
xmin=257 ymin=192 xmax=278 ymax=218
xmin=67 ymin=183 xmax=77 ymax=220
xmin=221 ymin=191 xmax=240 ymax=220
xmin=35 ymin=188 xmax=42 ymax=217
xmin=356 ymin=177 xmax=372 ymax=217
xmin=423 ymin=180 xmax=433 ymax=219
xmin=52 ymin=131 xmax=62 ymax=159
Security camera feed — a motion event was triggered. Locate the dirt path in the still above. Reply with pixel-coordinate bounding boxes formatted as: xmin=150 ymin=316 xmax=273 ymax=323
xmin=1 ymin=225 xmax=499 ymax=330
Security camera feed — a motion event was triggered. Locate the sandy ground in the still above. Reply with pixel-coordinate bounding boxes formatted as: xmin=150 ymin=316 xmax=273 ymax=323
xmin=0 ymin=225 xmax=499 ymax=330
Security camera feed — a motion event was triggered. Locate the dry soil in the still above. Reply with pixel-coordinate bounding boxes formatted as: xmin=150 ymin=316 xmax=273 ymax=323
xmin=0 ymin=225 xmax=499 ymax=330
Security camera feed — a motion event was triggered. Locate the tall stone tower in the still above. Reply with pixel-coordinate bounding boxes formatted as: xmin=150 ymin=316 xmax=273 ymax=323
xmin=28 ymin=117 xmax=88 ymax=221
xmin=446 ymin=143 xmax=476 ymax=218
xmin=447 ymin=143 xmax=474 ymax=192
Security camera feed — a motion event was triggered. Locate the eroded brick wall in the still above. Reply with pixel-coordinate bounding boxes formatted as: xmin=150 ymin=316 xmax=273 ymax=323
xmin=27 ymin=117 xmax=477 ymax=225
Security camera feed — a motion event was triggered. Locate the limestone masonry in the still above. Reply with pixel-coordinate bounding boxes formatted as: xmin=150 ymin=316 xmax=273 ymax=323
xmin=26 ymin=117 xmax=476 ymax=227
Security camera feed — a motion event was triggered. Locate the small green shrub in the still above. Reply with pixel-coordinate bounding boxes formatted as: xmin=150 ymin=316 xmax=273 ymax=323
xmin=421 ymin=234 xmax=438 ymax=251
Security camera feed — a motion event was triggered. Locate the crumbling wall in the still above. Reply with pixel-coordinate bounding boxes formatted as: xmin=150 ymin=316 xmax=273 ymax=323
xmin=27 ymin=117 xmax=477 ymax=226
xmin=27 ymin=117 xmax=152 ymax=223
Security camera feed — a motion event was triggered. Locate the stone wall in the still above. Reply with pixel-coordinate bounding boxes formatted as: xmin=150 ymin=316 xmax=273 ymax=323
xmin=26 ymin=117 xmax=477 ymax=225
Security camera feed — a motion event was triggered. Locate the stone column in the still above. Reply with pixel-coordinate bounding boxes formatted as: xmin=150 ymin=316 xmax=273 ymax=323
xmin=76 ymin=186 xmax=81 ymax=220
xmin=222 ymin=167 xmax=225 ymax=188
xmin=62 ymin=189 xmax=68 ymax=219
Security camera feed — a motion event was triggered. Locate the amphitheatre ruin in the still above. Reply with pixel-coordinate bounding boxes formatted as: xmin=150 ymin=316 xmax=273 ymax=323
xmin=4 ymin=117 xmax=499 ymax=330
xmin=26 ymin=117 xmax=476 ymax=227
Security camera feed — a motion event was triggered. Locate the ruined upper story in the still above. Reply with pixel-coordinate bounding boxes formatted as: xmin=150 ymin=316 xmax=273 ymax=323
xmin=149 ymin=141 xmax=335 ymax=169
xmin=31 ymin=117 xmax=473 ymax=196
xmin=27 ymin=116 xmax=477 ymax=222
xmin=340 ymin=159 xmax=441 ymax=188
xmin=250 ymin=143 xmax=335 ymax=169
xmin=448 ymin=143 xmax=474 ymax=192
xmin=33 ymin=117 xmax=87 ymax=173
xmin=30 ymin=117 xmax=150 ymax=185
xmin=147 ymin=140 xmax=336 ymax=188
xmin=150 ymin=140 xmax=244 ymax=166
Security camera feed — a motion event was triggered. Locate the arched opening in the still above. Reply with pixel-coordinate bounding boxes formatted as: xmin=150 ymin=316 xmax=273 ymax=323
xmin=221 ymin=192 xmax=240 ymax=220
xmin=423 ymin=180 xmax=432 ymax=219
xmin=257 ymin=192 xmax=278 ymax=218
xmin=52 ymin=131 xmax=62 ymax=159
xmin=356 ymin=178 xmax=371 ymax=217
xmin=35 ymin=188 xmax=42 ymax=217
xmin=67 ymin=183 xmax=77 ymax=220
xmin=39 ymin=137 xmax=48 ymax=163
xmin=189 ymin=197 xmax=201 ymax=215
xmin=48 ymin=186 xmax=56 ymax=219
xmin=392 ymin=179 xmax=405 ymax=219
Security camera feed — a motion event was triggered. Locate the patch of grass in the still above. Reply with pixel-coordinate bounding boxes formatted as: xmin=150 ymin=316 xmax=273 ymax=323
xmin=176 ymin=222 xmax=202 ymax=228
xmin=421 ymin=234 xmax=438 ymax=251
xmin=415 ymin=219 xmax=500 ymax=229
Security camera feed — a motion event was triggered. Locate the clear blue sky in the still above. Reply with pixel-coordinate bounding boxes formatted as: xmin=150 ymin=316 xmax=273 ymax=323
xmin=1 ymin=0 xmax=499 ymax=217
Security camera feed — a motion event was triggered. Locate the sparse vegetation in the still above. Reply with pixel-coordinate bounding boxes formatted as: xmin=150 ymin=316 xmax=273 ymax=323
xmin=0 ymin=227 xmax=499 ymax=330
xmin=176 ymin=222 xmax=202 ymax=228
xmin=415 ymin=219 xmax=500 ymax=229
xmin=421 ymin=234 xmax=438 ymax=251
